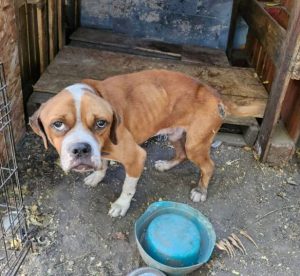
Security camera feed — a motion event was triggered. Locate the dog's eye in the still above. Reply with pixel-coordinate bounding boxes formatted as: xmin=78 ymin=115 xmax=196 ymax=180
xmin=96 ymin=120 xmax=107 ymax=129
xmin=52 ymin=121 xmax=65 ymax=131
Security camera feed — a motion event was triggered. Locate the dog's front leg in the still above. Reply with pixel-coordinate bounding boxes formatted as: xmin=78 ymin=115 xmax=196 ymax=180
xmin=108 ymin=146 xmax=146 ymax=217
xmin=84 ymin=159 xmax=108 ymax=187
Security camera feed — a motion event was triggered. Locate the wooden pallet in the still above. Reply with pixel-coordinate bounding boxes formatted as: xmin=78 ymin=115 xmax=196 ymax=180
xmin=29 ymin=45 xmax=268 ymax=146
xmin=70 ymin=27 xmax=231 ymax=66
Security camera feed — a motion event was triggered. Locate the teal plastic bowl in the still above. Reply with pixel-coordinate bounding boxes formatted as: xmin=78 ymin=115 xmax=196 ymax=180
xmin=134 ymin=201 xmax=216 ymax=275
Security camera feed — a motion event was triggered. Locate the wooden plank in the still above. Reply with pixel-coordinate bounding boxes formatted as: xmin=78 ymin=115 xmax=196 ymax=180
xmin=281 ymin=79 xmax=300 ymax=142
xmin=74 ymin=0 xmax=79 ymax=29
xmin=260 ymin=51 xmax=268 ymax=79
xmin=181 ymin=45 xmax=230 ymax=66
xmin=36 ymin=0 xmax=48 ymax=73
xmin=58 ymin=0 xmax=65 ymax=50
xmin=240 ymin=0 xmax=286 ymax=68
xmin=264 ymin=6 xmax=289 ymax=30
xmin=28 ymin=91 xmax=56 ymax=104
xmin=291 ymin=44 xmax=300 ymax=80
xmin=34 ymin=46 xmax=268 ymax=97
xmin=224 ymin=116 xmax=258 ymax=126
xmin=32 ymin=46 xmax=268 ymax=117
xmin=70 ymin=40 xmax=182 ymax=61
xmin=70 ymin=27 xmax=133 ymax=49
xmin=264 ymin=57 xmax=275 ymax=91
xmin=70 ymin=27 xmax=182 ymax=54
xmin=70 ymin=27 xmax=230 ymax=66
xmin=245 ymin=32 xmax=256 ymax=64
xmin=14 ymin=0 xmax=33 ymax=102
xmin=27 ymin=3 xmax=39 ymax=82
xmin=280 ymin=0 xmax=293 ymax=12
xmin=14 ymin=1 xmax=30 ymax=81
xmin=48 ymin=0 xmax=58 ymax=61
xmin=70 ymin=28 xmax=182 ymax=60
xmin=255 ymin=0 xmax=300 ymax=161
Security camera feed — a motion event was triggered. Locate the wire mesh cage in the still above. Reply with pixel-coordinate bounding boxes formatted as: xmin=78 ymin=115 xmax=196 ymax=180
xmin=0 ymin=63 xmax=31 ymax=275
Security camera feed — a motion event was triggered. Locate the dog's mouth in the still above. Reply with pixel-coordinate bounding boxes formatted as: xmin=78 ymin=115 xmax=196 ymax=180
xmin=72 ymin=164 xmax=95 ymax=172
xmin=69 ymin=159 xmax=97 ymax=173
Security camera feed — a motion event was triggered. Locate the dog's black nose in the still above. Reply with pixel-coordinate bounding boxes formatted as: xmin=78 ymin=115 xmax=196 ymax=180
xmin=69 ymin=143 xmax=91 ymax=157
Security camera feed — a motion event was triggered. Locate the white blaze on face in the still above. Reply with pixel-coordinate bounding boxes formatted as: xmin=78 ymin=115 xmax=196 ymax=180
xmin=60 ymin=84 xmax=101 ymax=172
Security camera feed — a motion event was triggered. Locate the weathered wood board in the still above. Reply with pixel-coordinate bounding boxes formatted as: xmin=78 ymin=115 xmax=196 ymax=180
xmin=70 ymin=27 xmax=230 ymax=66
xmin=240 ymin=0 xmax=286 ymax=68
xmin=33 ymin=46 xmax=268 ymax=118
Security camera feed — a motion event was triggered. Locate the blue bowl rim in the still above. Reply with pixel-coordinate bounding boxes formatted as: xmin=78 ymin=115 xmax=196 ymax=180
xmin=134 ymin=201 xmax=216 ymax=272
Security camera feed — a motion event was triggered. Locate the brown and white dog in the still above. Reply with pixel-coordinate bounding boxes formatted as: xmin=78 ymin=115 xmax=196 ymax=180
xmin=29 ymin=69 xmax=262 ymax=217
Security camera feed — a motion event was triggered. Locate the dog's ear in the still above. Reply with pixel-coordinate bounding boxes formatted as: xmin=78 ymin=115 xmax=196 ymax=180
xmin=81 ymin=79 xmax=103 ymax=97
xmin=29 ymin=104 xmax=48 ymax=149
xmin=109 ymin=111 xmax=120 ymax=145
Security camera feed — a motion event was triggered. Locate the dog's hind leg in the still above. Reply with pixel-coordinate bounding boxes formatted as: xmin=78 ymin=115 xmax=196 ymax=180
xmin=188 ymin=147 xmax=214 ymax=202
xmin=155 ymin=131 xmax=186 ymax=172
xmin=84 ymin=159 xmax=108 ymax=187
xmin=185 ymin=120 xmax=221 ymax=202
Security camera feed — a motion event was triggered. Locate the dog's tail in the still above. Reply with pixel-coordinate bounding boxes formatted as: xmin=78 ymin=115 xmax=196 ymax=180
xmin=223 ymin=99 xmax=265 ymax=118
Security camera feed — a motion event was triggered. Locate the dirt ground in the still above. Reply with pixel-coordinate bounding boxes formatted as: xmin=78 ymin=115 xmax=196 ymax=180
xmin=17 ymin=131 xmax=299 ymax=276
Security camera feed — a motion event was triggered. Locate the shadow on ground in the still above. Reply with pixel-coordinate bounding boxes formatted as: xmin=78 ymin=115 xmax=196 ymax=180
xmin=17 ymin=131 xmax=299 ymax=276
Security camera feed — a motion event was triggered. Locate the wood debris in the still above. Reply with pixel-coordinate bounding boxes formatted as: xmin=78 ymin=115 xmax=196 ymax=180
xmin=216 ymin=230 xmax=258 ymax=258
xmin=10 ymin=238 xmax=22 ymax=250
xmin=240 ymin=230 xmax=258 ymax=248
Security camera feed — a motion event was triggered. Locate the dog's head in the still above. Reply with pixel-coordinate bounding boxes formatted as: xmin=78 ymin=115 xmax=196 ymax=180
xmin=29 ymin=83 xmax=119 ymax=173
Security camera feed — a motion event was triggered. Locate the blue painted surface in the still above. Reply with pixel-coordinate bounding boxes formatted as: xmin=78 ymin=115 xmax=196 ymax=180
xmin=80 ymin=0 xmax=234 ymax=50
xmin=144 ymin=213 xmax=201 ymax=267
xmin=233 ymin=16 xmax=249 ymax=49
xmin=134 ymin=201 xmax=216 ymax=275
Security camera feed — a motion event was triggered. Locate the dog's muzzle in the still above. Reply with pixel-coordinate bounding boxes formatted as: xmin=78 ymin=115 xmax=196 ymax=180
xmin=67 ymin=142 xmax=95 ymax=172
xmin=60 ymin=126 xmax=101 ymax=172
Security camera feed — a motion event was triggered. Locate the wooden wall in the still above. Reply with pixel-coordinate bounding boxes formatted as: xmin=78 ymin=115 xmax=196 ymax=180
xmin=14 ymin=0 xmax=79 ymax=108
xmin=227 ymin=0 xmax=299 ymax=162
xmin=0 ymin=0 xmax=25 ymax=144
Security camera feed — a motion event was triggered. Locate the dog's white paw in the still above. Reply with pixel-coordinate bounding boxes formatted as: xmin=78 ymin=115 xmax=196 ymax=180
xmin=84 ymin=171 xmax=105 ymax=187
xmin=108 ymin=199 xmax=130 ymax=217
xmin=155 ymin=160 xmax=172 ymax=172
xmin=190 ymin=188 xmax=207 ymax=202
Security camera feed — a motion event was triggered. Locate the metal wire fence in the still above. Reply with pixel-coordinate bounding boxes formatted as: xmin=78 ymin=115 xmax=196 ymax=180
xmin=0 ymin=63 xmax=30 ymax=275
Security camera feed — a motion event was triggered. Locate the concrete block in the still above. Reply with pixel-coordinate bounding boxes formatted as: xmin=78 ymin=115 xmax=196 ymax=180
xmin=242 ymin=124 xmax=259 ymax=146
xmin=266 ymin=123 xmax=295 ymax=166
xmin=214 ymin=133 xmax=246 ymax=147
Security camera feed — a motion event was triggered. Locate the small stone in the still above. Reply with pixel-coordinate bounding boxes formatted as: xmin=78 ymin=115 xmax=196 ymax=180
xmin=243 ymin=146 xmax=252 ymax=151
xmin=286 ymin=178 xmax=298 ymax=186
xmin=113 ymin=232 xmax=126 ymax=240
xmin=211 ymin=140 xmax=222 ymax=149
